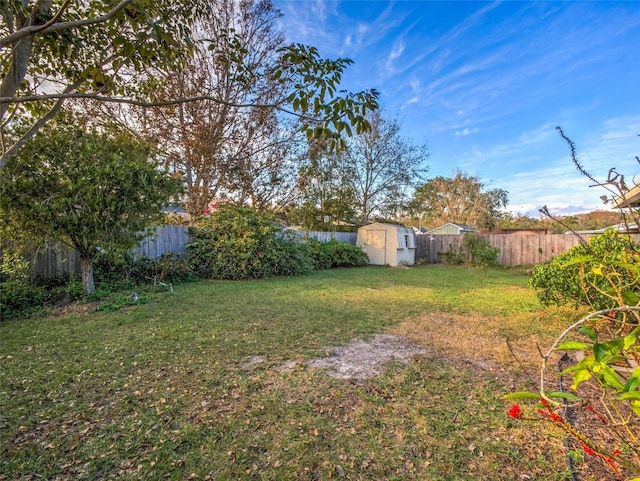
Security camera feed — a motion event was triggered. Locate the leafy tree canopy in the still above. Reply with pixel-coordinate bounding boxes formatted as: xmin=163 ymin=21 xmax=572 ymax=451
xmin=0 ymin=0 xmax=379 ymax=169
xmin=0 ymin=114 xmax=182 ymax=294
xmin=410 ymin=170 xmax=508 ymax=229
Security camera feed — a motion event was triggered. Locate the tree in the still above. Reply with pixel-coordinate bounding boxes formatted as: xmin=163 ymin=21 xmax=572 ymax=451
xmin=341 ymin=111 xmax=429 ymax=225
xmin=0 ymin=1 xmax=379 ymax=170
xmin=410 ymin=170 xmax=508 ymax=229
xmin=291 ymin=136 xmax=356 ymax=230
xmin=0 ymin=117 xmax=182 ymax=294
xmin=142 ymin=0 xmax=301 ymax=218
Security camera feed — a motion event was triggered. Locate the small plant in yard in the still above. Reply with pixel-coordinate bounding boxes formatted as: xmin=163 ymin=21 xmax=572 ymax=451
xmin=440 ymin=244 xmax=465 ymax=265
xmin=507 ymin=129 xmax=640 ymax=480
xmin=506 ymin=306 xmax=640 ymax=479
xmin=463 ymin=232 xmax=500 ymax=269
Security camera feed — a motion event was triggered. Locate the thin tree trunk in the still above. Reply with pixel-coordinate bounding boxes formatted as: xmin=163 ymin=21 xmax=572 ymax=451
xmin=79 ymin=255 xmax=96 ymax=295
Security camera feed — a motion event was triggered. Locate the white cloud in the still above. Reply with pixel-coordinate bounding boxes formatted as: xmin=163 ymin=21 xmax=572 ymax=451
xmin=385 ymin=40 xmax=405 ymax=72
xmin=454 ymin=127 xmax=478 ymax=137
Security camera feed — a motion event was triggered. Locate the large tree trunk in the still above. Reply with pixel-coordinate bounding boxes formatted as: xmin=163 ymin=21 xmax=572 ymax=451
xmin=79 ymin=255 xmax=96 ymax=295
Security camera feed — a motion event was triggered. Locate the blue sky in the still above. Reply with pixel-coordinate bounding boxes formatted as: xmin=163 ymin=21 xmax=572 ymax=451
xmin=275 ymin=0 xmax=640 ymax=217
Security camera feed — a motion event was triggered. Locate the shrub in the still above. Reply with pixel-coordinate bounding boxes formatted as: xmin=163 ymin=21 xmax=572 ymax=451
xmin=301 ymin=238 xmax=368 ymax=269
xmin=93 ymin=251 xmax=193 ymax=290
xmin=440 ymin=244 xmax=465 ymax=265
xmin=529 ymin=229 xmax=640 ymax=310
xmin=0 ymin=252 xmax=45 ymax=319
xmin=322 ymin=238 xmax=369 ymax=267
xmin=463 ymin=233 xmax=500 ymax=268
xmin=301 ymin=239 xmax=334 ymax=270
xmin=185 ymin=205 xmax=312 ymax=280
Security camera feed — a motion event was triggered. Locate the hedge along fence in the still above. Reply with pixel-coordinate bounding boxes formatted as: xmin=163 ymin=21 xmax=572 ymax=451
xmin=416 ymin=233 xmax=640 ymax=266
xmin=26 ymin=227 xmax=354 ymax=279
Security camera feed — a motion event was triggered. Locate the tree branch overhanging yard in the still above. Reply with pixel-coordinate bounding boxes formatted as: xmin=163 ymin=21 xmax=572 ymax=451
xmin=0 ymin=266 xmax=605 ymax=480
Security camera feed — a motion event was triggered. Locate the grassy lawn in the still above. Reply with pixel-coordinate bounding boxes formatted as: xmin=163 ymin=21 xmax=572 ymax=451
xmin=1 ymin=265 xmax=583 ymax=480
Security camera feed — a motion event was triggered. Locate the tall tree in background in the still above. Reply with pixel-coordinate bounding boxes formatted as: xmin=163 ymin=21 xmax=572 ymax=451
xmin=410 ymin=170 xmax=508 ymax=229
xmin=0 ymin=0 xmax=379 ymax=172
xmin=291 ymin=136 xmax=356 ymax=230
xmin=144 ymin=0 xmax=298 ymax=217
xmin=0 ymin=116 xmax=182 ymax=294
xmin=342 ymin=111 xmax=429 ymax=225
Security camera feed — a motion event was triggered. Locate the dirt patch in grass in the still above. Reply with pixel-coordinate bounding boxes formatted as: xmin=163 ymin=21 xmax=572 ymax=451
xmin=297 ymin=313 xmax=632 ymax=481
xmin=45 ymin=300 xmax=101 ymax=318
xmin=307 ymin=334 xmax=427 ymax=379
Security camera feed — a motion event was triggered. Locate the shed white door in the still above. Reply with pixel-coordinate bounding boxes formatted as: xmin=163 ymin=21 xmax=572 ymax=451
xmin=366 ymin=230 xmax=387 ymax=265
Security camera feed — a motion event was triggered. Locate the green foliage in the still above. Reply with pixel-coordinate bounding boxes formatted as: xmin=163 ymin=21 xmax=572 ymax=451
xmin=0 ymin=251 xmax=43 ymax=319
xmin=410 ymin=170 xmax=508 ymax=229
xmin=186 ymin=205 xmax=312 ymax=280
xmin=440 ymin=245 xmax=465 ymax=265
xmin=0 ymin=251 xmax=85 ymax=319
xmin=275 ymin=44 xmax=379 ymax=150
xmin=529 ymin=229 xmax=640 ymax=310
xmin=93 ymin=252 xmax=193 ymax=289
xmin=302 ymin=238 xmax=369 ymax=269
xmin=96 ymin=293 xmax=151 ymax=313
xmin=0 ymin=115 xmax=183 ymax=294
xmin=186 ymin=207 xmax=368 ymax=279
xmin=463 ymin=232 xmax=500 ymax=268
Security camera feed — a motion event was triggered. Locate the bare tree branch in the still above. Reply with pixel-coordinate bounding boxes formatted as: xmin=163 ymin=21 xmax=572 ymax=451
xmin=0 ymin=0 xmax=134 ymax=49
xmin=0 ymin=91 xmax=282 ymax=109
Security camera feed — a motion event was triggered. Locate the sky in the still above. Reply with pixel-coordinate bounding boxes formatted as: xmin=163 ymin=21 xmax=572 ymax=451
xmin=275 ymin=0 xmax=640 ymax=217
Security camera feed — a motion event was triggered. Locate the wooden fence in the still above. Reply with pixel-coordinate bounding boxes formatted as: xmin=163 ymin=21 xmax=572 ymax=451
xmin=29 ymin=225 xmax=190 ymax=279
xmin=25 ymin=227 xmax=353 ymax=279
xmin=24 ymin=228 xmax=636 ymax=278
xmin=290 ymin=230 xmax=357 ymax=244
xmin=415 ymin=233 xmax=640 ymax=266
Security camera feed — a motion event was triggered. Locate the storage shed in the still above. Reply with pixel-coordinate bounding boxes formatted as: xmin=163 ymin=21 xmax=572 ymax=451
xmin=356 ymin=223 xmax=416 ymax=266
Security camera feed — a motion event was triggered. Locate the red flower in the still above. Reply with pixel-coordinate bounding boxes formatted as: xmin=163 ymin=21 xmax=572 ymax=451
xmin=508 ymin=404 xmax=522 ymax=419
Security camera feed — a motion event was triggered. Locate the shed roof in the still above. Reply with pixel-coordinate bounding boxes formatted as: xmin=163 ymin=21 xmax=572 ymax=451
xmin=612 ymin=183 xmax=640 ymax=208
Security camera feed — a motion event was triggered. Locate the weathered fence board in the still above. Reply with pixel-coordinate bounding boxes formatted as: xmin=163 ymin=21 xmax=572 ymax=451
xmin=133 ymin=225 xmax=190 ymax=260
xmin=29 ymin=241 xmax=81 ymax=279
xmin=416 ymin=233 xmax=640 ymax=266
xmin=291 ymin=230 xmax=357 ymax=244
xmin=29 ymin=225 xmax=190 ymax=278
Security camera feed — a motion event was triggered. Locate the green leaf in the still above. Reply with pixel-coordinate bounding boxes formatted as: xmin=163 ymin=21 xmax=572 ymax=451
xmin=555 ymin=341 xmax=590 ymax=351
xmin=601 ymin=367 xmax=625 ymax=391
xmin=621 ymin=290 xmax=640 ymax=305
xmin=503 ymin=392 xmax=540 ymax=400
xmin=617 ymin=391 xmax=640 ymax=401
xmin=570 ymin=369 xmax=592 ymax=390
xmin=624 ymin=327 xmax=639 ymax=350
xmin=579 ymin=325 xmax=597 ymax=340
xmin=124 ymin=42 xmax=136 ymax=57
xmin=546 ymin=391 xmax=582 ymax=401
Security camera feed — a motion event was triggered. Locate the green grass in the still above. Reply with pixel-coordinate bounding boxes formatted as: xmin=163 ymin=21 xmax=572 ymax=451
xmin=1 ymin=265 xmax=580 ymax=480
